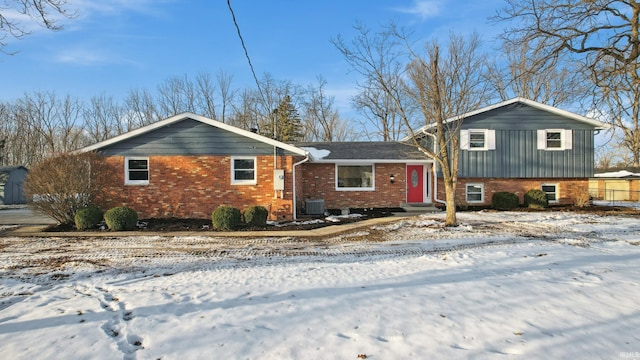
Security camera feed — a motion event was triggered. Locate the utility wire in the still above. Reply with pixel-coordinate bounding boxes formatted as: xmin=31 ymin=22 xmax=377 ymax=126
xmin=226 ymin=0 xmax=268 ymax=111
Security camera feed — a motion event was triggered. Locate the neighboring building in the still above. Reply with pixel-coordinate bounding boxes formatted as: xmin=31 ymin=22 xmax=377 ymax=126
xmin=79 ymin=98 xmax=606 ymax=220
xmin=409 ymin=97 xmax=608 ymax=207
xmin=0 ymin=166 xmax=28 ymax=205
xmin=590 ymin=170 xmax=640 ymax=201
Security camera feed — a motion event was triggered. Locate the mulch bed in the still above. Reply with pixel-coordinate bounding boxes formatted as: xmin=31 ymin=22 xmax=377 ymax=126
xmin=42 ymin=204 xmax=640 ymax=233
xmin=43 ymin=207 xmax=403 ymax=233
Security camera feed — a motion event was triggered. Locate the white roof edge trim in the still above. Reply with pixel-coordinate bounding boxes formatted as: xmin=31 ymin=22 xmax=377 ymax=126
xmin=403 ymin=97 xmax=609 ymax=140
xmin=313 ymin=159 xmax=434 ymax=164
xmin=78 ymin=112 xmax=308 ymax=156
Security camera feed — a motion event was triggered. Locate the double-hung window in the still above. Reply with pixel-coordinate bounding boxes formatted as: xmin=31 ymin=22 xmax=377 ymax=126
xmin=469 ymin=131 xmax=486 ymax=149
xmin=336 ymin=164 xmax=374 ymax=191
xmin=460 ymin=129 xmax=495 ymax=151
xmin=125 ymin=157 xmax=149 ymax=185
xmin=231 ymin=157 xmax=257 ymax=185
xmin=537 ymin=129 xmax=573 ymax=150
xmin=546 ymin=131 xmax=562 ymax=149
xmin=466 ymin=183 xmax=484 ymax=203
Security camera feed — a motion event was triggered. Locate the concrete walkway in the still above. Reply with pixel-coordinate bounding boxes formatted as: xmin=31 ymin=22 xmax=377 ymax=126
xmin=0 ymin=206 xmax=57 ymax=225
xmin=4 ymin=214 xmax=414 ymax=238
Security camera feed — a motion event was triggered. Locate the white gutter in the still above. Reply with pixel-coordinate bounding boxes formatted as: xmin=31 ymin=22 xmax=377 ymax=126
xmin=432 ymin=163 xmax=446 ymax=205
xmin=292 ymin=155 xmax=310 ymax=220
xmin=417 ymin=130 xmax=446 ymax=205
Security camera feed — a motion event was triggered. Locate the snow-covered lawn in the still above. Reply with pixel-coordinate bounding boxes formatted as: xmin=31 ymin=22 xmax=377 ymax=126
xmin=2 ymin=211 xmax=640 ymax=359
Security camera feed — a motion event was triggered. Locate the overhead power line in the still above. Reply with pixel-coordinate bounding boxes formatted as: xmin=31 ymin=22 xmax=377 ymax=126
xmin=226 ymin=0 xmax=267 ymax=110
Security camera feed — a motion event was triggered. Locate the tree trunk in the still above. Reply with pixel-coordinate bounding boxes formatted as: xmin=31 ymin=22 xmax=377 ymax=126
xmin=443 ymin=177 xmax=457 ymax=226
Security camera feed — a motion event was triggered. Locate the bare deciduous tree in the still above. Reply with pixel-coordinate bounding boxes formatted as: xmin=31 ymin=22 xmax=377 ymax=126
xmin=335 ymin=25 xmax=489 ymax=225
xmin=302 ymin=76 xmax=354 ymax=141
xmin=0 ymin=0 xmax=75 ymax=54
xmin=215 ymin=70 xmax=236 ymax=123
xmin=124 ymin=88 xmax=159 ymax=129
xmin=403 ymin=33 xmax=491 ymax=225
xmin=332 ymin=23 xmax=410 ymax=141
xmin=8 ymin=91 xmax=86 ymax=164
xmin=229 ymin=89 xmax=260 ymax=130
xmin=157 ymin=75 xmax=197 ymax=117
xmin=487 ymin=40 xmax=587 ymax=107
xmin=495 ymin=0 xmax=640 ymax=165
xmin=83 ymin=94 xmax=126 ymax=142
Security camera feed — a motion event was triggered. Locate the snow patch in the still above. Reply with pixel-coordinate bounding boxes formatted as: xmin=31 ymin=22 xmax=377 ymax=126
xmin=300 ymin=146 xmax=331 ymax=160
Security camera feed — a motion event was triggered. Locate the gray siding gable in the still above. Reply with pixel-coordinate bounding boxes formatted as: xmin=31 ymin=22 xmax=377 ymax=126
xmin=458 ymin=103 xmax=596 ymax=178
xmin=99 ymin=118 xmax=293 ymax=156
xmin=460 ymin=103 xmax=595 ymax=130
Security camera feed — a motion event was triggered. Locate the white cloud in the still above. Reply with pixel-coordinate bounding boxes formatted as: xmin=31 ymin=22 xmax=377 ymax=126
xmin=71 ymin=0 xmax=167 ymax=16
xmin=394 ymin=0 xmax=442 ymax=20
xmin=55 ymin=48 xmax=139 ymax=67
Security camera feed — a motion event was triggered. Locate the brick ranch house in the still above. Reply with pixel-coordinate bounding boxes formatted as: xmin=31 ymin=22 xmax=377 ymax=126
xmin=79 ymin=98 xmax=606 ymax=220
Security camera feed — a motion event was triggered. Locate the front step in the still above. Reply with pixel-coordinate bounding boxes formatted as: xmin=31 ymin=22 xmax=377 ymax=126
xmin=398 ymin=203 xmax=441 ymax=215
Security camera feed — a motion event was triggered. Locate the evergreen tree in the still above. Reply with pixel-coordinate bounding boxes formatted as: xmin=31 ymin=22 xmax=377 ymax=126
xmin=261 ymin=95 xmax=303 ymax=142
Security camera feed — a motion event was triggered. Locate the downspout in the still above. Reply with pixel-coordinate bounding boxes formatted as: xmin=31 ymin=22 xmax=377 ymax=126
xmin=421 ymin=129 xmax=447 ymax=205
xmin=292 ymin=154 xmax=310 ymax=220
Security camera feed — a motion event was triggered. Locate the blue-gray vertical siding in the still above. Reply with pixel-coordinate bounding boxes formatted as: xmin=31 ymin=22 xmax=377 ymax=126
xmin=457 ymin=103 xmax=596 ymax=178
xmin=98 ymin=119 xmax=291 ymax=156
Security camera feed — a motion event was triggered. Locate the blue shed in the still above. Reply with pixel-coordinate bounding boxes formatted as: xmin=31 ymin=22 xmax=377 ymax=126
xmin=0 ymin=166 xmax=28 ymax=205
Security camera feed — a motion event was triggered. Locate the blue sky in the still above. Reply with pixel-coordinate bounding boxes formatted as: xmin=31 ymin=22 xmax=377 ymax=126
xmin=0 ymin=0 xmax=505 ymax=116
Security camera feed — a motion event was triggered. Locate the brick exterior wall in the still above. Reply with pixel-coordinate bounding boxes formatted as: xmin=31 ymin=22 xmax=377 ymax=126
xmin=99 ymin=155 xmax=298 ymax=220
xmin=298 ymin=163 xmax=408 ymax=211
xmin=436 ymin=177 xmax=590 ymax=207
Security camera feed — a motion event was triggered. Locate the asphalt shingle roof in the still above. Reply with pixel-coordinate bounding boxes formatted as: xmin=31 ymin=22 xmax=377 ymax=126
xmin=293 ymin=142 xmax=426 ymax=161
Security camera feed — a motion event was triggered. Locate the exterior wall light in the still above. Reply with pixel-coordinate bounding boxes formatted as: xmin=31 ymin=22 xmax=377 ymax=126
xmin=390 ymin=174 xmax=395 ymax=183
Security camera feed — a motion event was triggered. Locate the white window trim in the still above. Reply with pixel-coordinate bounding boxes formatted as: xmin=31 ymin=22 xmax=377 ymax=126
xmin=542 ymin=183 xmax=559 ymax=203
xmin=335 ymin=163 xmax=375 ymax=191
xmin=537 ymin=129 xmax=573 ymax=150
xmin=465 ymin=183 xmax=484 ymax=203
xmin=460 ymin=129 xmax=496 ymax=151
xmin=124 ymin=156 xmax=149 ymax=185
xmin=231 ymin=156 xmax=257 ymax=185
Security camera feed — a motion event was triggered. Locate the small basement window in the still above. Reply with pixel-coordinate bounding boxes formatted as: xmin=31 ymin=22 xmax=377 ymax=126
xmin=125 ymin=157 xmax=149 ymax=185
xmin=466 ymin=183 xmax=484 ymax=203
xmin=231 ymin=157 xmax=257 ymax=185
xmin=336 ymin=164 xmax=374 ymax=191
xmin=542 ymin=183 xmax=558 ymax=203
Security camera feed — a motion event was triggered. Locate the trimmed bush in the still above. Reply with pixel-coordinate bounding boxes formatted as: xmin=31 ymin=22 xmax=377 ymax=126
xmin=74 ymin=205 xmax=104 ymax=230
xmin=524 ymin=189 xmax=549 ymax=209
xmin=243 ymin=206 xmax=269 ymax=227
xmin=491 ymin=192 xmax=520 ymax=210
xmin=212 ymin=206 xmax=242 ymax=230
xmin=104 ymin=206 xmax=138 ymax=231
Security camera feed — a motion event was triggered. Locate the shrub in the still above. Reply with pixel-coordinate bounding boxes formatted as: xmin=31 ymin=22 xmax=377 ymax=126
xmin=524 ymin=189 xmax=549 ymax=209
xmin=575 ymin=190 xmax=591 ymax=208
xmin=23 ymin=152 xmax=113 ymax=224
xmin=243 ymin=206 xmax=269 ymax=227
xmin=212 ymin=206 xmax=241 ymax=230
xmin=104 ymin=206 xmax=138 ymax=231
xmin=491 ymin=192 xmax=520 ymax=210
xmin=74 ymin=205 xmax=103 ymax=230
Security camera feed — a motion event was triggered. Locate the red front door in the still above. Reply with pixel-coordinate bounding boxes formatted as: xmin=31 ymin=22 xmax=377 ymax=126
xmin=406 ymin=165 xmax=424 ymax=203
